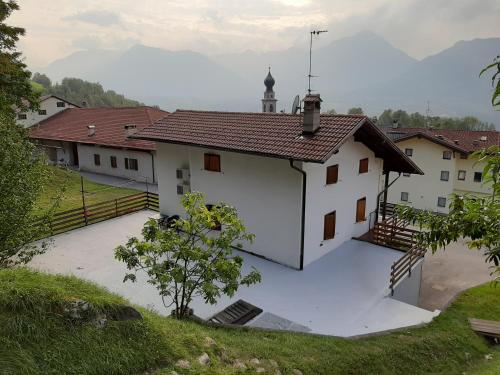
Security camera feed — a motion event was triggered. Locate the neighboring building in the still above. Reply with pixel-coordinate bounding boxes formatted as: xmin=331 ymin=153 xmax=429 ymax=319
xmin=16 ymin=95 xmax=80 ymax=127
xmin=29 ymin=107 xmax=169 ymax=183
xmin=384 ymin=127 xmax=499 ymax=213
xmin=262 ymin=68 xmax=277 ymax=113
xmin=133 ymin=94 xmax=422 ymax=270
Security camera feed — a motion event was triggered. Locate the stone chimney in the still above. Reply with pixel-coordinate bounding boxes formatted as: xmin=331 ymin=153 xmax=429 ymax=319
xmin=124 ymin=124 xmax=137 ymax=137
xmin=87 ymin=125 xmax=95 ymax=137
xmin=302 ymin=94 xmax=322 ymax=134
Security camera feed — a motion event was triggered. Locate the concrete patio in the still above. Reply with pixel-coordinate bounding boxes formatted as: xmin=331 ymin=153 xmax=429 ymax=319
xmin=30 ymin=210 xmax=438 ymax=337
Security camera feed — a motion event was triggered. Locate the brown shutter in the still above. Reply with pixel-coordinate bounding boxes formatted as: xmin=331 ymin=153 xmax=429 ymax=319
xmin=326 ymin=165 xmax=339 ymax=184
xmin=356 ymin=197 xmax=366 ymax=222
xmin=323 ymin=211 xmax=336 ymax=240
xmin=205 ymin=154 xmax=221 ymax=172
xmin=204 ymin=154 xmax=211 ymax=170
xmin=359 ymin=158 xmax=369 ymax=174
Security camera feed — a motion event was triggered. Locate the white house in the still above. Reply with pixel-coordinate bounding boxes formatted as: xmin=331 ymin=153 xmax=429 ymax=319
xmin=383 ymin=128 xmax=499 ymax=213
xmin=16 ymin=95 xmax=80 ymax=127
xmin=134 ymin=94 xmax=422 ymax=270
xmin=29 ymin=106 xmax=169 ymax=183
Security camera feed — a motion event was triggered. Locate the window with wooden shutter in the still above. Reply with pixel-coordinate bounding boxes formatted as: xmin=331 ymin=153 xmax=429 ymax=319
xmin=326 ymin=164 xmax=339 ymax=185
xmin=110 ymin=156 xmax=117 ymax=168
xmin=356 ymin=197 xmax=366 ymax=222
xmin=94 ymin=154 xmax=100 ymax=166
xmin=124 ymin=158 xmax=129 ymax=169
xmin=204 ymin=153 xmax=221 ymax=172
xmin=359 ymin=158 xmax=368 ymax=174
xmin=323 ymin=211 xmax=336 ymax=240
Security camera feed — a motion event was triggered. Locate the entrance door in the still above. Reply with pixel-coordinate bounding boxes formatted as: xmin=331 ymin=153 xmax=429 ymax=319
xmin=72 ymin=143 xmax=79 ymax=166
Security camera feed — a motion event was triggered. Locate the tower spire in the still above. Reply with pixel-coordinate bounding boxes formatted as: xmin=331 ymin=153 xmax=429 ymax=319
xmin=262 ymin=67 xmax=277 ymax=113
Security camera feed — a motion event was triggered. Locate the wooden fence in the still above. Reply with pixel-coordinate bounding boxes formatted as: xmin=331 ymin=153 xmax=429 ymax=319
xmin=389 ymin=245 xmax=427 ymax=295
xmin=34 ymin=192 xmax=159 ymax=237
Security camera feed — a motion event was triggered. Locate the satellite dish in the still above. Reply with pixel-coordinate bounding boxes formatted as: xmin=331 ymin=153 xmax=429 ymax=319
xmin=291 ymin=95 xmax=300 ymax=114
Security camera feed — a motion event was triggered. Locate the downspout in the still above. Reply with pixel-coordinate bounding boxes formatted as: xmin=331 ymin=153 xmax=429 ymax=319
xmin=151 ymin=151 xmax=156 ymax=183
xmin=376 ymin=171 xmax=401 ymax=222
xmin=289 ymin=159 xmax=306 ymax=270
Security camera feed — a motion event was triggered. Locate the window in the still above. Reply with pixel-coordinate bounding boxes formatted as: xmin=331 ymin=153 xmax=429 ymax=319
xmin=474 ymin=172 xmax=482 ymax=183
xmin=206 ymin=204 xmax=221 ymax=231
xmin=94 ymin=154 xmax=100 ymax=166
xmin=402 ymin=173 xmax=410 ymax=177
xmin=458 ymin=170 xmax=466 ymax=181
xmin=56 ymin=101 xmax=65 ymax=107
xmin=38 ymin=109 xmax=47 ymax=115
xmin=17 ymin=113 xmax=27 ymax=120
xmin=440 ymin=171 xmax=450 ymax=181
xmin=355 ymin=197 xmax=366 ymax=223
xmin=110 ymin=156 xmax=117 ymax=168
xmin=443 ymin=150 xmax=452 ymax=160
xmin=358 ymin=158 xmax=369 ymax=174
xmin=204 ymin=153 xmax=221 ymax=172
xmin=269 ymin=104 xmax=274 ymax=112
xmin=401 ymin=192 xmax=409 ymax=202
xmin=405 ymin=148 xmax=413 ymax=157
xmin=437 ymin=197 xmax=447 ymax=208
xmin=326 ymin=164 xmax=339 ymax=185
xmin=323 ymin=211 xmax=336 ymax=240
xmin=125 ymin=158 xmax=138 ymax=171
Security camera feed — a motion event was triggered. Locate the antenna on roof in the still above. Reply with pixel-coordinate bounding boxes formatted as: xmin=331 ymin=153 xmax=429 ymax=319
xmin=308 ymin=30 xmax=328 ymax=94
xmin=291 ymin=95 xmax=301 ymax=114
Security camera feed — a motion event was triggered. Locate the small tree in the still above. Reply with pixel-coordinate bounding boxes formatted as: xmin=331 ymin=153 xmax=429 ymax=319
xmin=347 ymin=107 xmax=364 ymax=115
xmin=115 ymin=192 xmax=261 ymax=318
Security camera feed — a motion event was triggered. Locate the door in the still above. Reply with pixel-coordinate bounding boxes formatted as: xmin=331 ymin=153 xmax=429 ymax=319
xmin=72 ymin=143 xmax=79 ymax=166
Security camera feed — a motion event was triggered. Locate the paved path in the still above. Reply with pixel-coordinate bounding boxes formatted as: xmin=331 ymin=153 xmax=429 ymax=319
xmin=79 ymin=171 xmax=158 ymax=193
xmin=419 ymin=239 xmax=493 ymax=311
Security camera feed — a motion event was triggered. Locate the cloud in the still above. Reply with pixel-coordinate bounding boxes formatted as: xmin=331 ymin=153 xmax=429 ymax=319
xmin=65 ymin=10 xmax=121 ymax=27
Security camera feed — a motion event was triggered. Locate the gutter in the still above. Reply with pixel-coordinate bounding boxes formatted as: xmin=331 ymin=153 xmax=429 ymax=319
xmin=151 ymin=151 xmax=156 ymax=183
xmin=289 ymin=159 xmax=306 ymax=270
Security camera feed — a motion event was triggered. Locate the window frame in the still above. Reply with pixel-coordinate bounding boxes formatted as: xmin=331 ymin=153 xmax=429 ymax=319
xmin=440 ymin=170 xmax=450 ymax=181
xmin=473 ymin=172 xmax=482 ymax=183
xmin=110 ymin=156 xmax=117 ymax=168
xmin=442 ymin=150 xmax=452 ymax=160
xmin=323 ymin=211 xmax=336 ymax=240
xmin=125 ymin=158 xmax=138 ymax=171
xmin=404 ymin=148 xmax=413 ymax=157
xmin=38 ymin=109 xmax=47 ymax=115
xmin=326 ymin=164 xmax=339 ymax=185
xmin=56 ymin=101 xmax=66 ymax=108
xmin=94 ymin=154 xmax=101 ymax=166
xmin=437 ymin=197 xmax=447 ymax=208
xmin=401 ymin=192 xmax=409 ymax=202
xmin=17 ymin=113 xmax=27 ymax=120
xmin=457 ymin=170 xmax=466 ymax=181
xmin=204 ymin=153 xmax=221 ymax=172
xmin=358 ymin=158 xmax=369 ymax=174
xmin=355 ymin=197 xmax=367 ymax=223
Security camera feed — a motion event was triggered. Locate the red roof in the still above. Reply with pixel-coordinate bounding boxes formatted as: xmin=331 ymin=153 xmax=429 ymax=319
xmin=30 ymin=107 xmax=169 ymax=151
xmin=134 ymin=109 xmax=422 ymax=174
xmin=387 ymin=128 xmax=499 ymax=154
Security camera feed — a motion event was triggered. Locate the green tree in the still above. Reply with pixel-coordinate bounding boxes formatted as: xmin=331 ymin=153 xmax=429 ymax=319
xmin=326 ymin=108 xmax=337 ymax=114
xmin=0 ymin=0 xmax=39 ymax=115
xmin=348 ymin=107 xmax=363 ymax=115
xmin=115 ymin=192 xmax=261 ymax=318
xmin=0 ymin=114 xmax=56 ymax=267
xmin=480 ymin=55 xmax=500 ymax=108
xmin=32 ymin=72 xmax=51 ymax=90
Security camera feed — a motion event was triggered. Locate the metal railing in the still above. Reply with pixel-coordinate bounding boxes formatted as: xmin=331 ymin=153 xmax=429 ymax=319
xmin=389 ymin=245 xmax=427 ymax=295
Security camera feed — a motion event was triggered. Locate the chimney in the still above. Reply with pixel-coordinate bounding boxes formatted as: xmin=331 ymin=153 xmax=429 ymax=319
xmin=454 ymin=139 xmax=459 ymax=145
xmin=81 ymin=101 xmax=88 ymax=108
xmin=302 ymin=94 xmax=322 ymax=134
xmin=87 ymin=125 xmax=95 ymax=137
xmin=480 ymin=135 xmax=487 ymax=141
xmin=392 ymin=119 xmax=399 ymax=129
xmin=124 ymin=124 xmax=137 ymax=137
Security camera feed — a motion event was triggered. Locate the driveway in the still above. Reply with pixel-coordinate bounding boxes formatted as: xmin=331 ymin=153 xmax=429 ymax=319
xmin=419 ymin=239 xmax=493 ymax=311
xmin=30 ymin=210 xmax=437 ymax=337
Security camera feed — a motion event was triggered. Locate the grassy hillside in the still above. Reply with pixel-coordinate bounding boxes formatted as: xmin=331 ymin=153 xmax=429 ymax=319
xmin=0 ymin=268 xmax=498 ymax=375
xmin=36 ymin=166 xmax=140 ymax=214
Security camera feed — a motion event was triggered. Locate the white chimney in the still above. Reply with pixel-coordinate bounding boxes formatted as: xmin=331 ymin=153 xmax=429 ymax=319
xmin=480 ymin=135 xmax=487 ymax=141
xmin=124 ymin=124 xmax=137 ymax=137
xmin=302 ymin=94 xmax=322 ymax=134
xmin=87 ymin=125 xmax=95 ymax=137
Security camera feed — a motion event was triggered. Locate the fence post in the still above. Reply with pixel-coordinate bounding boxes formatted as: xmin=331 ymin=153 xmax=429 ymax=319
xmin=81 ymin=176 xmax=88 ymax=226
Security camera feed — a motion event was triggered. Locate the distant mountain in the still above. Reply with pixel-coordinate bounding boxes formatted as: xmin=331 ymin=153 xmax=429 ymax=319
xmin=38 ymin=32 xmax=500 ymax=126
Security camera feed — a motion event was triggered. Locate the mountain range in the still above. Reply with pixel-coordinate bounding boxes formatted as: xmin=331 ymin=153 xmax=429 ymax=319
xmin=38 ymin=31 xmax=500 ymax=126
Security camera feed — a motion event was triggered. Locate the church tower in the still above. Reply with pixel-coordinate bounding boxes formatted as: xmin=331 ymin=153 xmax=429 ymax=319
xmin=262 ymin=68 xmax=277 ymax=113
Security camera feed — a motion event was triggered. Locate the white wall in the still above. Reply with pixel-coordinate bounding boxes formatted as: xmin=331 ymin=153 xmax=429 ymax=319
xmin=454 ymin=157 xmax=491 ymax=195
xmin=17 ymin=97 xmax=77 ymax=128
xmin=156 ymin=143 xmax=303 ymax=269
xmin=302 ymin=137 xmax=384 ymax=266
xmin=387 ymin=138 xmax=456 ymax=213
xmin=392 ymin=260 xmax=423 ymax=307
xmin=78 ymin=144 xmax=156 ymax=183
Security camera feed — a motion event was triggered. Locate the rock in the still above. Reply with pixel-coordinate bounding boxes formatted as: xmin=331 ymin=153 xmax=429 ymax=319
xmin=250 ymin=358 xmax=261 ymax=366
xmin=485 ymin=354 xmax=493 ymax=360
xmin=256 ymin=367 xmax=265 ymax=373
xmin=108 ymin=305 xmax=142 ymax=321
xmin=233 ymin=359 xmax=247 ymax=369
xmin=292 ymin=370 xmax=303 ymax=375
xmin=93 ymin=313 xmax=108 ymax=328
xmin=175 ymin=359 xmax=191 ymax=369
xmin=269 ymin=360 xmax=278 ymax=367
xmin=63 ymin=299 xmax=91 ymax=320
xmin=198 ymin=352 xmax=210 ymax=366
xmin=204 ymin=336 xmax=216 ymax=347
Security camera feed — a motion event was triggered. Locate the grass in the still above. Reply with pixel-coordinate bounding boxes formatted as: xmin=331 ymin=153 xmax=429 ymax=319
xmin=0 ymin=268 xmax=499 ymax=375
xmin=35 ymin=166 xmax=140 ymax=214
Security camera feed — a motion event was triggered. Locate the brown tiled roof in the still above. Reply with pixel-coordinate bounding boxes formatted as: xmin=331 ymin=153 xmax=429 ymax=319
xmin=134 ymin=110 xmax=423 ymax=174
xmin=387 ymin=128 xmax=499 ymax=154
xmin=30 ymin=107 xmax=169 ymax=151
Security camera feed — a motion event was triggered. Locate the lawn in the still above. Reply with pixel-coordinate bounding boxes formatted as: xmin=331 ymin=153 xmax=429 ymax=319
xmin=0 ymin=268 xmax=499 ymax=375
xmin=35 ymin=166 xmax=140 ymax=214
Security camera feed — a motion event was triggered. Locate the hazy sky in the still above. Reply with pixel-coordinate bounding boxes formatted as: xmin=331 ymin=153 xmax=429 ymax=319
xmin=10 ymin=0 xmax=500 ymax=68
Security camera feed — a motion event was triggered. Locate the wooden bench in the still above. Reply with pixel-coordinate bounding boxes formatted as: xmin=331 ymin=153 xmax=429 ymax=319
xmin=469 ymin=318 xmax=500 ymax=340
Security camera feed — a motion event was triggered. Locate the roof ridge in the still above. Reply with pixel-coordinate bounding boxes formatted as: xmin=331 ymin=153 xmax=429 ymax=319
xmin=174 ymin=109 xmax=366 ymax=118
